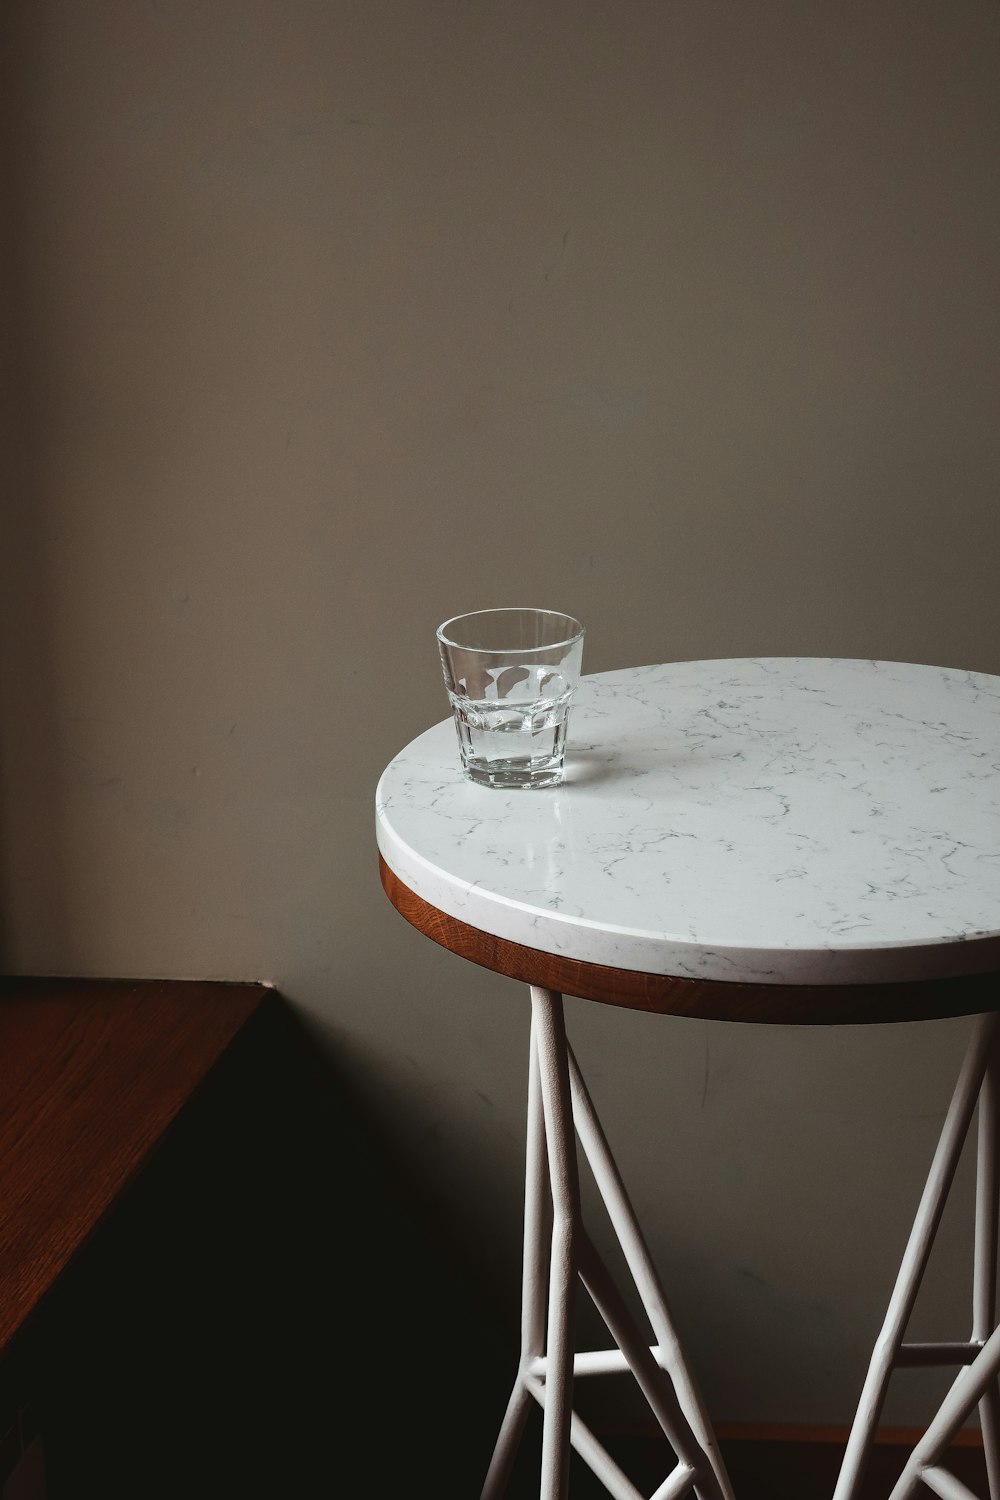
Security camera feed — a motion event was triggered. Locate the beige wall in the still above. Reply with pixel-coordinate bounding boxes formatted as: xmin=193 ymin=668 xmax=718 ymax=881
xmin=3 ymin=0 xmax=1000 ymax=1426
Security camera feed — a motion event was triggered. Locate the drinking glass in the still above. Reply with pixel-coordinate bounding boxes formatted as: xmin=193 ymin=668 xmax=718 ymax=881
xmin=436 ymin=608 xmax=585 ymax=789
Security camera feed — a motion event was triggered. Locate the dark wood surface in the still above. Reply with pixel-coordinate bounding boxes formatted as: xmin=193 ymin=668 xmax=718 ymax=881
xmin=380 ymin=855 xmax=1000 ymax=1025
xmin=22 ymin=987 xmax=514 ymax=1498
xmin=0 ymin=975 xmax=268 ymax=1358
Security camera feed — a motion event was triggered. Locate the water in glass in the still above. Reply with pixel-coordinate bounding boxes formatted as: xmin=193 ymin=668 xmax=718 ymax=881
xmin=449 ymin=669 xmax=574 ymax=789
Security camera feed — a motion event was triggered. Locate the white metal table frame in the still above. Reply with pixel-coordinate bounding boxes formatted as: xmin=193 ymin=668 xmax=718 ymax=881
xmin=481 ymin=986 xmax=732 ymax=1500
xmin=478 ymin=987 xmax=1000 ymax=1500
xmin=837 ymin=1007 xmax=1000 ymax=1500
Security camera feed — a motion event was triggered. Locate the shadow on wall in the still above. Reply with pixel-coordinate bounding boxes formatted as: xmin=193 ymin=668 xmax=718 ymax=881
xmin=0 ymin=8 xmax=70 ymax=968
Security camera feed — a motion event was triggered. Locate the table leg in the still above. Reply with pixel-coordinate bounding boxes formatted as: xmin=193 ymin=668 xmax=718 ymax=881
xmin=481 ymin=1014 xmax=551 ymax=1499
xmin=566 ymin=1046 xmax=733 ymax=1500
xmin=974 ymin=1032 xmax=1000 ymax=1500
xmin=481 ymin=988 xmax=733 ymax=1500
xmin=835 ymin=1011 xmax=1000 ymax=1500
xmin=886 ymin=1324 xmax=1000 ymax=1499
xmin=533 ymin=986 xmax=580 ymax=1500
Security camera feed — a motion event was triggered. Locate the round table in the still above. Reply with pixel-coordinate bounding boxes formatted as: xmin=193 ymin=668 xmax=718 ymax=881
xmin=376 ymin=658 xmax=1000 ymax=1500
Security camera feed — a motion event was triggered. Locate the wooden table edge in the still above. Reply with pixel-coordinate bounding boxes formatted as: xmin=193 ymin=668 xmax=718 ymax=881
xmin=0 ymin=977 xmax=274 ymax=1361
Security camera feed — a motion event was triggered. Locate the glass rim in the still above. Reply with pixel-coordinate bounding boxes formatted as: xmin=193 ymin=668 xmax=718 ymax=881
xmin=436 ymin=607 xmax=586 ymax=655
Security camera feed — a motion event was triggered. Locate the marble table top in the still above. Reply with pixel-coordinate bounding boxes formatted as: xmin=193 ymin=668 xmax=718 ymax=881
xmin=376 ymin=659 xmax=1000 ymax=986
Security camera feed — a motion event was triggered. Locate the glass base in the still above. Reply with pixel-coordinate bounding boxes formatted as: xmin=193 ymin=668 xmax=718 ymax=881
xmin=463 ymin=758 xmax=564 ymax=789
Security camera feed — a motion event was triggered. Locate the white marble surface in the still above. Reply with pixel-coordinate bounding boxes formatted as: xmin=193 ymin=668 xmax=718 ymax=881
xmin=376 ymin=659 xmax=1000 ymax=986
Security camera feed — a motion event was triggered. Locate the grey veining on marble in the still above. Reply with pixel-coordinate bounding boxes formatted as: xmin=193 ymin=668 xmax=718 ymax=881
xmin=376 ymin=659 xmax=1000 ymax=988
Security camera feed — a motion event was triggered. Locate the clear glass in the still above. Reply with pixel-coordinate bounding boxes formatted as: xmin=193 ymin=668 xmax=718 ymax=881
xmin=436 ymin=608 xmax=585 ymax=789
